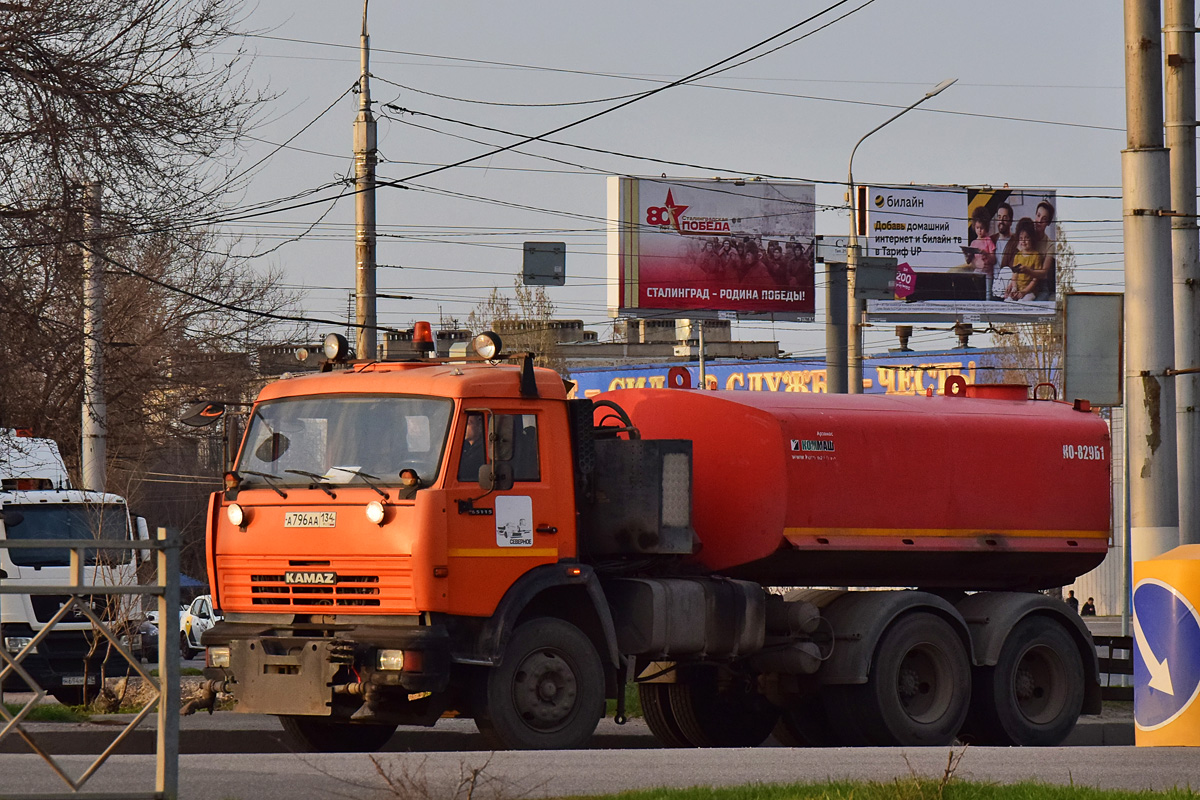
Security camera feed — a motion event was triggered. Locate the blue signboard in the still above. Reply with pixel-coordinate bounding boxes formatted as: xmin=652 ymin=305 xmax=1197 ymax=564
xmin=1133 ymin=578 xmax=1200 ymax=731
xmin=568 ymin=349 xmax=1006 ymax=399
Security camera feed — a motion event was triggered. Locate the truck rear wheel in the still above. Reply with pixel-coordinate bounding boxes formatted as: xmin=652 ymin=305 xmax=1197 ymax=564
xmin=475 ymin=617 xmax=604 ymax=750
xmin=964 ymin=616 xmax=1084 ymax=746
xmin=638 ymin=683 xmax=693 ymax=747
xmin=278 ymin=716 xmax=398 ymax=752
xmin=830 ymin=612 xmax=969 ymax=746
xmin=667 ymin=667 xmax=779 ymax=747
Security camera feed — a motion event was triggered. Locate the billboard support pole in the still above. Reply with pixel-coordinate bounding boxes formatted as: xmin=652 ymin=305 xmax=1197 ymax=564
xmin=1124 ymin=0 xmax=1180 ymax=560
xmin=1165 ymin=0 xmax=1200 ymax=545
xmin=845 ymin=79 xmax=956 ymax=395
xmin=697 ymin=320 xmax=706 ymax=390
xmin=825 ymin=261 xmax=847 ymax=394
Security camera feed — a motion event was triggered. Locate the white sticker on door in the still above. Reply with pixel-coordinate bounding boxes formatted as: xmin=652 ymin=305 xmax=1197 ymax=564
xmin=495 ymin=495 xmax=533 ymax=547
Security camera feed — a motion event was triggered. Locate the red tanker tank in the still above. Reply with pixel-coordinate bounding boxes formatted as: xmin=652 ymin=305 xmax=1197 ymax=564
xmin=595 ymin=382 xmax=1111 ymax=590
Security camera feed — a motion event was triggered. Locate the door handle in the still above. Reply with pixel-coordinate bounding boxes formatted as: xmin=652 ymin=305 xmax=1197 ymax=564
xmin=536 ymin=525 xmax=557 ymax=534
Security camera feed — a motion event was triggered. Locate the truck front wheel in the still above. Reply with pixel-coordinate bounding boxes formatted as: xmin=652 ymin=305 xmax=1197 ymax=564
xmin=830 ymin=612 xmax=969 ymax=746
xmin=963 ymin=616 xmax=1084 ymax=746
xmin=278 ymin=716 xmax=398 ymax=752
xmin=475 ymin=617 xmax=604 ymax=750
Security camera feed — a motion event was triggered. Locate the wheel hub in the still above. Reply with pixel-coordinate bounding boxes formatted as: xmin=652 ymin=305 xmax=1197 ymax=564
xmin=511 ymin=649 xmax=578 ymax=729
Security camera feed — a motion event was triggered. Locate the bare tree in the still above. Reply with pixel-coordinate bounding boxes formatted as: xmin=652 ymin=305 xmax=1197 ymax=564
xmin=468 ymin=278 xmax=566 ymax=372
xmin=0 ymin=0 xmax=267 ymax=228
xmin=988 ymin=224 xmax=1078 ymax=393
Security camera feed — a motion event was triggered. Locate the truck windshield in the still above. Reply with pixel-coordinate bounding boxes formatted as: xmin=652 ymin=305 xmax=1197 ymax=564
xmin=4 ymin=504 xmax=131 ymax=567
xmin=238 ymin=394 xmax=453 ymax=487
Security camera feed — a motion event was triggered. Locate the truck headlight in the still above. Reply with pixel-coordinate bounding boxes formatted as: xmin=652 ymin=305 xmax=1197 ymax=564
xmin=377 ymin=649 xmax=404 ymax=671
xmin=208 ymin=646 xmax=231 ymax=668
xmin=4 ymin=636 xmax=33 ymax=654
xmin=226 ymin=503 xmax=244 ymax=527
xmin=365 ymin=501 xmax=385 ymax=525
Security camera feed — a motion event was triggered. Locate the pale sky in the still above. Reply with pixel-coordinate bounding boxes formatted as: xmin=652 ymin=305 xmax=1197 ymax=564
xmin=220 ymin=0 xmax=1129 ymax=359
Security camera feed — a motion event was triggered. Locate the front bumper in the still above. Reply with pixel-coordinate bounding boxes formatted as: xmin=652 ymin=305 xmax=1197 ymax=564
xmin=202 ymin=620 xmax=450 ymax=716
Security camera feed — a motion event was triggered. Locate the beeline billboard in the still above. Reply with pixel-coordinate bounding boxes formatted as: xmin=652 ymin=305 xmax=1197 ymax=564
xmin=862 ymin=186 xmax=1059 ymax=322
xmin=607 ymin=177 xmax=817 ymax=321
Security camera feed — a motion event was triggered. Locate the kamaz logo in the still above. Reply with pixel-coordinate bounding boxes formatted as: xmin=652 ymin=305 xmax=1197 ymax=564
xmin=801 ymin=440 xmax=835 ymax=452
xmin=285 ymin=571 xmax=337 ymax=585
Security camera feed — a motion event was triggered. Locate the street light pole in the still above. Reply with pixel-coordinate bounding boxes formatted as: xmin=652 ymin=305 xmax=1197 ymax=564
xmin=846 ymin=78 xmax=956 ymax=394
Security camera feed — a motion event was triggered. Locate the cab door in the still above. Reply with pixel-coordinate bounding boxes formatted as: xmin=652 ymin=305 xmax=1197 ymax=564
xmin=442 ymin=408 xmax=566 ymax=616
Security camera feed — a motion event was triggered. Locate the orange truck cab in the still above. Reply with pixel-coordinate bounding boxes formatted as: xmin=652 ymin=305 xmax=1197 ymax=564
xmin=202 ymin=337 xmax=1111 ymax=753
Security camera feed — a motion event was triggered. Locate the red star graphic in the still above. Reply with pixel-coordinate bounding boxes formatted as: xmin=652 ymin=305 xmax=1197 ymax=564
xmin=663 ymin=189 xmax=688 ymax=232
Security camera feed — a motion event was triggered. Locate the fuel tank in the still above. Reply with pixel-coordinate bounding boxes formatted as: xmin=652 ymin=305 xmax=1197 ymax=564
xmin=593 ymin=385 xmax=1110 ymax=591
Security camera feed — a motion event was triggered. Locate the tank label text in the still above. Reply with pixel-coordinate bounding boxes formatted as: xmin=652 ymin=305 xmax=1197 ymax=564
xmin=1063 ymin=444 xmax=1105 ymax=461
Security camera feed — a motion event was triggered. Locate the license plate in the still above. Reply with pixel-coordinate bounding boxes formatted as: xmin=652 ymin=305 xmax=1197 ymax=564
xmin=62 ymin=675 xmax=97 ymax=686
xmin=285 ymin=511 xmax=336 ymax=528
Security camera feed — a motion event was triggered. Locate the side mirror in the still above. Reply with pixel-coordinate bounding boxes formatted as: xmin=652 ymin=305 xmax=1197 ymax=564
xmin=2 ymin=509 xmax=24 ymax=528
xmin=133 ymin=516 xmax=151 ymax=563
xmin=478 ymin=462 xmax=514 ymax=493
xmin=180 ymin=401 xmax=227 ymax=427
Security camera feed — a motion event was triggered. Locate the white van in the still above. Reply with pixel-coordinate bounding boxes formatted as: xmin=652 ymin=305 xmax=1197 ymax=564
xmin=0 ymin=430 xmax=143 ymax=704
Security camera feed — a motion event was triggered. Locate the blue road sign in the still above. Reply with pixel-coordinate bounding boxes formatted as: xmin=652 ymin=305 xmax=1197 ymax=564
xmin=1133 ymin=578 xmax=1200 ymax=730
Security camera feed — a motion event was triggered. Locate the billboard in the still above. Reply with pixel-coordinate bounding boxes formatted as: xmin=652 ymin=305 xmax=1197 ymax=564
xmin=607 ymin=177 xmax=816 ymax=321
xmin=861 ymin=186 xmax=1059 ymax=322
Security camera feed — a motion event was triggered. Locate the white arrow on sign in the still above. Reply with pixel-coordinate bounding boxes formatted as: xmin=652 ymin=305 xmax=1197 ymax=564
xmin=1134 ymin=608 xmax=1175 ymax=695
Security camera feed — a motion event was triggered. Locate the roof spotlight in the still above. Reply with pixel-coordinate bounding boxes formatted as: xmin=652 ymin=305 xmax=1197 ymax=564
xmin=323 ymin=333 xmax=351 ymax=362
xmin=472 ymin=331 xmax=502 ymax=360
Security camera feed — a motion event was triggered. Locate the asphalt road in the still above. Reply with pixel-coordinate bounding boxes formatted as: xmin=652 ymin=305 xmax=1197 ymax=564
xmin=3 ymin=744 xmax=1199 ymax=799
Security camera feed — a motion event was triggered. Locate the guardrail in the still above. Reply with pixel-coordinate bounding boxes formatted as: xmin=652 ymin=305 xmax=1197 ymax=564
xmin=1094 ymin=634 xmax=1134 ymax=702
xmin=0 ymin=529 xmax=180 ymax=799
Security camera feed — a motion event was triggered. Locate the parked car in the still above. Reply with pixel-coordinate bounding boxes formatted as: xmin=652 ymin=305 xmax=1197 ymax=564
xmin=179 ymin=594 xmax=220 ymax=659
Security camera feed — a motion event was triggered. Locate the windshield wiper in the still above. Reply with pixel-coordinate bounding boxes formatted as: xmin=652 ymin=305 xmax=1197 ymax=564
xmin=327 ymin=467 xmax=390 ymax=500
xmin=284 ymin=469 xmax=337 ymax=498
xmin=239 ymin=470 xmax=289 ymax=498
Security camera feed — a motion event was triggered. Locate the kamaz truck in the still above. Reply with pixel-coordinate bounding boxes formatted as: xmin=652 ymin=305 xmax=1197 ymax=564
xmin=200 ymin=329 xmax=1110 ymax=751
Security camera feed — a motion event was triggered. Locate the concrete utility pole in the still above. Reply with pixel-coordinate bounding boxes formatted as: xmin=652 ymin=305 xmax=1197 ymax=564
xmin=80 ymin=181 xmax=106 ymax=492
xmin=1165 ymin=0 xmax=1200 ymax=546
xmin=354 ymin=0 xmax=378 ymax=360
xmin=1124 ymin=0 xmax=1180 ymax=561
xmin=825 ymin=261 xmax=847 ymax=394
xmin=845 ymin=79 xmax=956 ymax=394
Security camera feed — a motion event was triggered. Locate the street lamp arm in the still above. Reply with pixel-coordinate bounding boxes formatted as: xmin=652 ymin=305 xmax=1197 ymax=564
xmin=847 ymin=78 xmax=957 ymax=189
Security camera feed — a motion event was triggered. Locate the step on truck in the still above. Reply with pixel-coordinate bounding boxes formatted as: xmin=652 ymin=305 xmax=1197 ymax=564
xmin=0 ymin=429 xmax=146 ymax=705
xmin=199 ymin=327 xmax=1110 ymax=751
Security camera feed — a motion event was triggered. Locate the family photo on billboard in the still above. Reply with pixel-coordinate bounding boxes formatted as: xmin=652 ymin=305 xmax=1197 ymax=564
xmin=962 ymin=190 xmax=1057 ymax=303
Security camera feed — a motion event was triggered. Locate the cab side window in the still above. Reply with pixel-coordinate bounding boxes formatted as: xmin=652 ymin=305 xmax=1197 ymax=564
xmin=508 ymin=415 xmax=540 ymax=482
xmin=457 ymin=412 xmax=487 ymax=482
xmin=456 ymin=412 xmax=539 ymax=483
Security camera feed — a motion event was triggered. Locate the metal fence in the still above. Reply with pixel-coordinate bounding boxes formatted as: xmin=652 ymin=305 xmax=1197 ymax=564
xmin=1095 ymin=634 xmax=1134 ymax=702
xmin=0 ymin=529 xmax=180 ymax=799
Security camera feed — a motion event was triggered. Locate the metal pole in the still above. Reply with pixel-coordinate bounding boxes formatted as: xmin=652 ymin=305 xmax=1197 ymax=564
xmin=354 ymin=0 xmax=378 ymax=360
xmin=825 ymin=260 xmax=847 ymax=393
xmin=697 ymin=320 xmax=706 ymax=390
xmin=1166 ymin=0 xmax=1200 ymax=545
xmin=1124 ymin=0 xmax=1181 ymax=561
xmin=80 ymin=181 xmax=106 ymax=492
xmin=847 ymin=184 xmax=863 ymax=394
xmin=845 ymin=79 xmax=956 ymax=394
xmin=155 ymin=527 xmax=180 ymax=799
